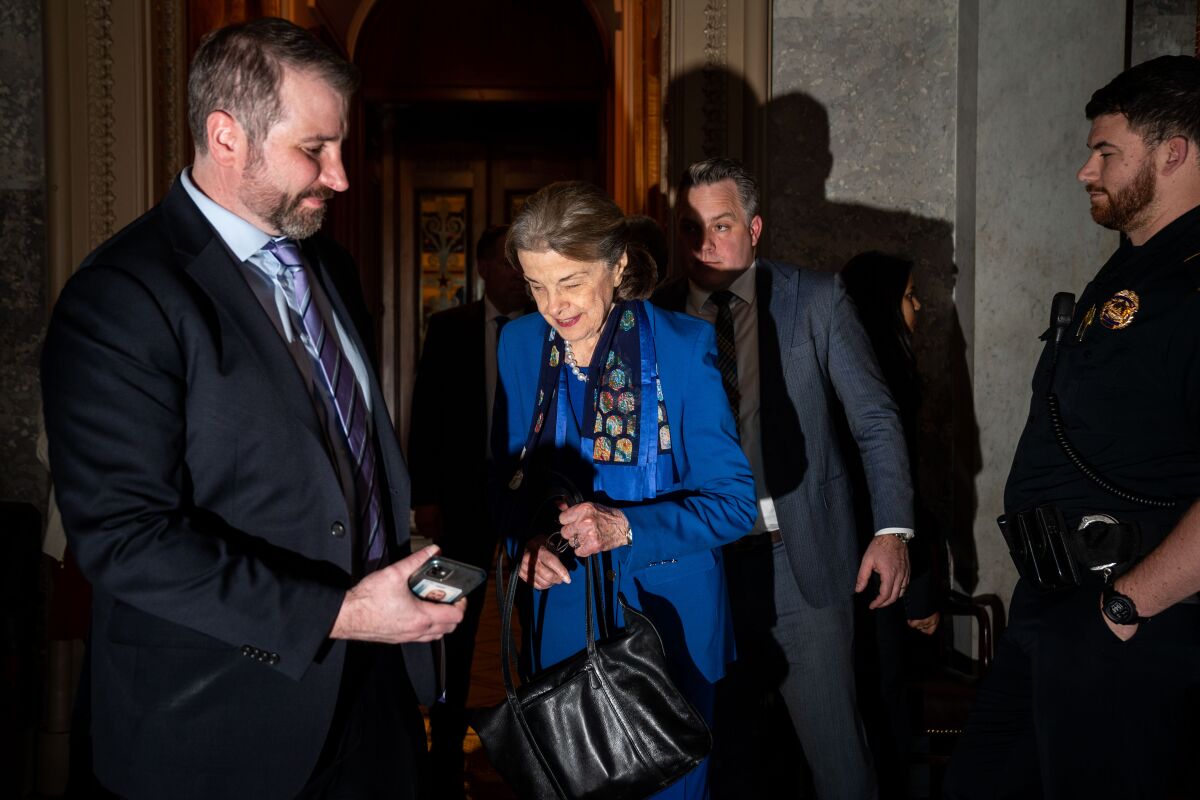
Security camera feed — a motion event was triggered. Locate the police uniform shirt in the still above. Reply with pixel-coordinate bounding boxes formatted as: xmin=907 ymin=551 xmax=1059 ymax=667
xmin=1005 ymin=203 xmax=1200 ymax=548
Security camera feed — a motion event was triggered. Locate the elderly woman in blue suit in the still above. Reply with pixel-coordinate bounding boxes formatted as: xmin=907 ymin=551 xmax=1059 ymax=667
xmin=494 ymin=181 xmax=757 ymax=798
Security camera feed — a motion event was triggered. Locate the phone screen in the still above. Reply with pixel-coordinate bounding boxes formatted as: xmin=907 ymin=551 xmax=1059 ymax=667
xmin=408 ymin=556 xmax=485 ymax=603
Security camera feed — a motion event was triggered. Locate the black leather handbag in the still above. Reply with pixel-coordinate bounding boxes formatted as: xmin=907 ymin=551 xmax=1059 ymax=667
xmin=472 ymin=533 xmax=711 ymax=799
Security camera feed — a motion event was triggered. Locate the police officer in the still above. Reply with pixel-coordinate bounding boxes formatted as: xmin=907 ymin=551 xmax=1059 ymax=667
xmin=945 ymin=55 xmax=1200 ymax=799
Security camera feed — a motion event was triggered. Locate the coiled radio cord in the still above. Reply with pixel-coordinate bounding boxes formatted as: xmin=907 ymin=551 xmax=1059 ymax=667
xmin=1044 ymin=291 xmax=1176 ymax=510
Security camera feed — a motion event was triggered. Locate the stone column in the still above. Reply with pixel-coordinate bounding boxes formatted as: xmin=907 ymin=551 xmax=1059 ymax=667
xmin=968 ymin=0 xmax=1125 ymax=599
xmin=766 ymin=0 xmax=1129 ymax=605
xmin=769 ymin=0 xmax=966 ymax=588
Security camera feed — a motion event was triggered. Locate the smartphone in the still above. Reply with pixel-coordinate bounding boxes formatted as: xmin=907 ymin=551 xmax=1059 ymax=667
xmin=408 ymin=556 xmax=486 ymax=603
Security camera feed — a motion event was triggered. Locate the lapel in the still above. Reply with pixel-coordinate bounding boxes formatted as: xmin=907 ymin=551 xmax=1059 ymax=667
xmin=758 ymin=259 xmax=799 ymax=351
xmin=301 ymin=239 xmax=373 ymax=375
xmin=300 ymin=237 xmax=413 ymax=553
xmin=162 ymin=182 xmax=327 ymax=446
xmin=299 ymin=239 xmax=399 ymax=450
xmin=755 ymin=260 xmax=805 ymax=488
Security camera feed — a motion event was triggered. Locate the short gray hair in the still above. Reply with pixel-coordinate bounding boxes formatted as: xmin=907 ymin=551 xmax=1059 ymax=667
xmin=188 ymin=17 xmax=359 ymax=155
xmin=679 ymin=157 xmax=760 ymax=220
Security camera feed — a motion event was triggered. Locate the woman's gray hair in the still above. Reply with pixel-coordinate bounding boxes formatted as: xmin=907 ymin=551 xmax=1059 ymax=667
xmin=506 ymin=181 xmax=657 ymax=301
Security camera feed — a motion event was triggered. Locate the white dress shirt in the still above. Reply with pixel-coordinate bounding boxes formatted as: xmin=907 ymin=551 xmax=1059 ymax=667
xmin=686 ymin=264 xmax=779 ymax=534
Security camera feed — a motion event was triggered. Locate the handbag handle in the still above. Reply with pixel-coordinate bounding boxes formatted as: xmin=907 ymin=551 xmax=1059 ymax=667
xmin=494 ymin=470 xmax=587 ymax=674
xmin=493 ymin=472 xmax=610 ymax=800
xmin=495 ymin=550 xmax=606 ymax=690
xmin=494 ymin=546 xmax=571 ymax=799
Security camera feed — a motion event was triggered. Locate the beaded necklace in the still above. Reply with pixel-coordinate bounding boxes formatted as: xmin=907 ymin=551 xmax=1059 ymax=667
xmin=563 ymin=340 xmax=589 ymax=382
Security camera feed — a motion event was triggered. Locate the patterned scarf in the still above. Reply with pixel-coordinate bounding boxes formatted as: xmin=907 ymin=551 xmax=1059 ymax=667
xmin=513 ymin=300 xmax=672 ymax=501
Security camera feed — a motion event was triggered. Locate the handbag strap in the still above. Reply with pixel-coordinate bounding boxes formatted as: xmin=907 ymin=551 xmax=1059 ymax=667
xmin=495 ymin=548 xmax=609 ymax=693
xmin=495 ymin=547 xmax=570 ymax=799
xmin=493 ymin=475 xmax=592 ymax=685
xmin=489 ymin=470 xmax=615 ymax=799
xmin=494 ymin=546 xmax=611 ymax=799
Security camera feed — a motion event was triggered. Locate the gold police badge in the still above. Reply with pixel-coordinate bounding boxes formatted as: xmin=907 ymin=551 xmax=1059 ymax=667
xmin=1099 ymin=289 xmax=1140 ymax=330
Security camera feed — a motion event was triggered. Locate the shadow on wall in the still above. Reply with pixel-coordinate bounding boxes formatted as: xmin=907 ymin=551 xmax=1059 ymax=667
xmin=766 ymin=90 xmax=983 ymax=593
xmin=664 ymin=65 xmax=983 ymax=592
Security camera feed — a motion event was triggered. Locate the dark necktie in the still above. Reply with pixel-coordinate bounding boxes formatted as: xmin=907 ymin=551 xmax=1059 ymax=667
xmin=709 ymin=290 xmax=740 ymax=430
xmin=264 ymin=238 xmax=386 ymax=571
xmin=494 ymin=313 xmax=509 ymax=344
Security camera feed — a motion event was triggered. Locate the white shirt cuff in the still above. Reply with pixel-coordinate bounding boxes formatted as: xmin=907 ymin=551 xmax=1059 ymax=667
xmin=874 ymin=527 xmax=914 ymax=538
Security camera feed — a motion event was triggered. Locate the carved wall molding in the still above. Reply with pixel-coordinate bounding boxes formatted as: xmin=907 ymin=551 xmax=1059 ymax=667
xmin=701 ymin=0 xmax=728 ymax=158
xmin=154 ymin=0 xmax=186 ymax=199
xmin=666 ymin=0 xmax=770 ymax=273
xmin=46 ymin=0 xmax=184 ymax=310
xmin=85 ymin=0 xmax=116 ymax=247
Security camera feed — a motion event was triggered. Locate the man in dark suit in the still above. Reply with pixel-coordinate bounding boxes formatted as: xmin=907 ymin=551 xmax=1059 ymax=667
xmin=654 ymin=157 xmax=914 ymax=799
xmin=409 ymin=224 xmax=527 ymax=797
xmin=40 ymin=18 xmax=463 ymax=800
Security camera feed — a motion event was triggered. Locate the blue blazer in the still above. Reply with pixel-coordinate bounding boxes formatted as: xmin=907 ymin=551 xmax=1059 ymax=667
xmin=495 ymin=302 xmax=757 ymax=685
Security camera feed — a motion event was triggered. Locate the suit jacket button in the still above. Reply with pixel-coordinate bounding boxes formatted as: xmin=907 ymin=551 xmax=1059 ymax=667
xmin=605 ymin=569 xmax=616 ymax=581
xmin=330 ymin=521 xmax=346 ymax=538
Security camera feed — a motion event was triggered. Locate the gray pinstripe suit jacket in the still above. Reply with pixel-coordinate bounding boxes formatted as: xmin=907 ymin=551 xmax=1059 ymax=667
xmin=653 ymin=258 xmax=913 ymax=607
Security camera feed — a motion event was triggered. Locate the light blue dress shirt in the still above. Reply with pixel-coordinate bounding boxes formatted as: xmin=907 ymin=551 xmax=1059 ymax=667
xmin=179 ymin=168 xmax=372 ymax=411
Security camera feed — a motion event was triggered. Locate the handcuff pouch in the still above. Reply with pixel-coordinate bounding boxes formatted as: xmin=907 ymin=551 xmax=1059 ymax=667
xmin=998 ymin=506 xmax=1142 ymax=590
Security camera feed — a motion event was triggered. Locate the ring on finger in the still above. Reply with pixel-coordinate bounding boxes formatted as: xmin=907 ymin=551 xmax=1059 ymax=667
xmin=571 ymin=535 xmax=580 ymax=550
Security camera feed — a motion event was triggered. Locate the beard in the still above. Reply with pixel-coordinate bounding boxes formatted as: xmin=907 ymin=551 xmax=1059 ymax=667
xmin=239 ymin=151 xmax=333 ymax=240
xmin=1088 ymin=156 xmax=1156 ymax=233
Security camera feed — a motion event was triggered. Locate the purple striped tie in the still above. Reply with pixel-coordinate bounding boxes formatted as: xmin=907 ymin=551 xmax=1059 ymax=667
xmin=265 ymin=238 xmax=385 ymax=571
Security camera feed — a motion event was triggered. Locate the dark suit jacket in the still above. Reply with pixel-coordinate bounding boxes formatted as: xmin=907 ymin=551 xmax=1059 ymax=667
xmin=653 ymin=259 xmax=913 ymax=607
xmin=408 ymin=301 xmax=496 ymax=566
xmin=41 ymin=178 xmax=431 ymax=799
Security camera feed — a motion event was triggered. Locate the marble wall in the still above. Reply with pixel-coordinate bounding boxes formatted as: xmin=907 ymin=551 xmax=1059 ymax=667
xmin=767 ymin=0 xmax=1129 ymax=602
xmin=0 ymin=0 xmax=47 ymax=516
xmin=968 ymin=0 xmax=1125 ymax=599
xmin=769 ymin=0 xmax=969 ymax=589
xmin=1131 ymin=0 xmax=1197 ymax=64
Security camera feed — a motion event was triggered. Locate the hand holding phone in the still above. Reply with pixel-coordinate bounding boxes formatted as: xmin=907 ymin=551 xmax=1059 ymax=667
xmin=408 ymin=555 xmax=486 ymax=603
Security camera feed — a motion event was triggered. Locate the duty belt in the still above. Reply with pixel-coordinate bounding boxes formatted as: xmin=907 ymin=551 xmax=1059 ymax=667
xmin=998 ymin=506 xmax=1141 ymax=591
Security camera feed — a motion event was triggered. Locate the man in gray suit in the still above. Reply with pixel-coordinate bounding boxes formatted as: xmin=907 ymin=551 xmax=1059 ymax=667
xmin=654 ymin=157 xmax=914 ymax=799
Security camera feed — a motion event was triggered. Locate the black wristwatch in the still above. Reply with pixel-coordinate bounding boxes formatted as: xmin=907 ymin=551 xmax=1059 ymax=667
xmin=1102 ymin=584 xmax=1147 ymax=626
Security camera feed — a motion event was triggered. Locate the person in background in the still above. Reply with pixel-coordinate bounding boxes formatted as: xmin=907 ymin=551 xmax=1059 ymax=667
xmin=409 ymin=223 xmax=528 ymax=799
xmin=40 ymin=18 xmax=461 ymax=799
xmin=841 ymin=251 xmax=941 ymax=798
xmin=495 ymin=180 xmax=757 ymax=799
xmin=656 ymin=157 xmax=914 ymax=800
